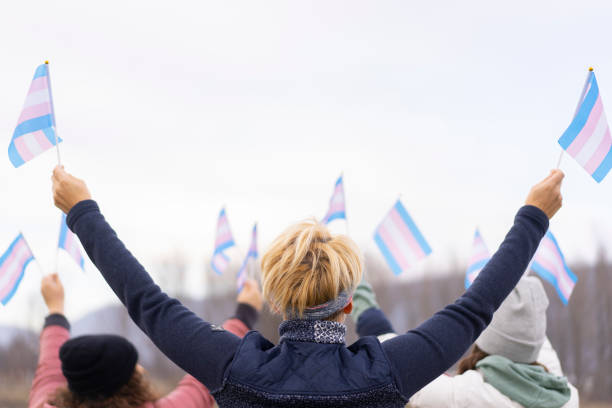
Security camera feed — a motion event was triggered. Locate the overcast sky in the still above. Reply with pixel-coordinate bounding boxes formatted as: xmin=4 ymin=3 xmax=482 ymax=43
xmin=2 ymin=0 xmax=612 ymax=329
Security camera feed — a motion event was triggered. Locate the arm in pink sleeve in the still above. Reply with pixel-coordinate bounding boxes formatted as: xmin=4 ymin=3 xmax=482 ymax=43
xmin=154 ymin=310 xmax=254 ymax=408
xmin=28 ymin=315 xmax=70 ymax=408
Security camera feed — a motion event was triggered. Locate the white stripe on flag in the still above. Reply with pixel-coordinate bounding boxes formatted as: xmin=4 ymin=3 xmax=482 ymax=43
xmin=21 ymin=133 xmax=46 ymax=157
xmin=23 ymin=89 xmax=50 ymax=109
xmin=575 ymin=112 xmax=609 ymax=165
xmin=0 ymin=244 xmax=30 ymax=289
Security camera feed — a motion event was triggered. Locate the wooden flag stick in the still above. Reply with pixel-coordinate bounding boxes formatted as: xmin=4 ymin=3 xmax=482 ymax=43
xmin=45 ymin=61 xmax=62 ymax=166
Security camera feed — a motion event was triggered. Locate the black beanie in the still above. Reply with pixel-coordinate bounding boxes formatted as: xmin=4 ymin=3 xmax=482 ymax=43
xmin=59 ymin=334 xmax=138 ymax=398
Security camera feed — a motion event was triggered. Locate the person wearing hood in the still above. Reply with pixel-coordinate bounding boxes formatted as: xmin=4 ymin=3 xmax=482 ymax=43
xmin=352 ymin=276 xmax=579 ymax=408
xmin=28 ymin=273 xmax=262 ymax=408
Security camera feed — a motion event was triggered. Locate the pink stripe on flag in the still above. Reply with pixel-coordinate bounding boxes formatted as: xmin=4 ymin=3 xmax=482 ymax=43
xmin=17 ymin=102 xmax=52 ymax=123
xmin=584 ymin=127 xmax=612 ymax=174
xmin=567 ymin=96 xmax=604 ymax=156
xmin=377 ymin=223 xmax=412 ymax=272
xmin=33 ymin=130 xmax=53 ymax=150
xmin=389 ymin=209 xmax=426 ymax=259
xmin=215 ymin=231 xmax=233 ymax=246
xmin=13 ymin=136 xmax=35 ymax=162
xmin=28 ymin=77 xmax=49 ymax=94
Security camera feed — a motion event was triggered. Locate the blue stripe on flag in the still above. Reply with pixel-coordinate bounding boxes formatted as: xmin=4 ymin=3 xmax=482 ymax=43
xmin=592 ymin=148 xmax=612 ymax=183
xmin=13 ymin=115 xmax=53 ymax=138
xmin=8 ymin=142 xmax=25 ymax=167
xmin=545 ymin=231 xmax=578 ymax=284
xmin=1 ymin=257 xmax=33 ymax=305
xmin=325 ymin=211 xmax=346 ymax=224
xmin=394 ymin=201 xmax=432 ymax=255
xmin=559 ymin=72 xmax=599 ymax=149
xmin=58 ymin=216 xmax=68 ymax=249
xmin=33 ymin=64 xmax=49 ymax=79
xmin=531 ymin=261 xmax=569 ymax=305
xmin=374 ymin=232 xmax=403 ymax=275
xmin=335 ymin=176 xmax=343 ymax=186
xmin=464 ymin=276 xmax=472 ymax=290
xmin=43 ymin=127 xmax=61 ymax=146
xmin=214 ymin=240 xmax=235 ymax=254
xmin=211 ymin=252 xmax=229 ymax=275
xmin=466 ymin=259 xmax=489 ymax=275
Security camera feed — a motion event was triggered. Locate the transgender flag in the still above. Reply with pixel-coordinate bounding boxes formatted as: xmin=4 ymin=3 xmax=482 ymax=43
xmin=559 ymin=69 xmax=612 ymax=182
xmin=211 ymin=208 xmax=235 ymax=275
xmin=322 ymin=176 xmax=346 ymax=224
xmin=531 ymin=231 xmax=577 ymax=305
xmin=237 ymin=224 xmax=258 ymax=292
xmin=0 ymin=234 xmax=35 ymax=305
xmin=58 ymin=213 xmax=85 ymax=270
xmin=373 ymin=200 xmax=432 ymax=275
xmin=465 ymin=229 xmax=491 ymax=289
xmin=9 ymin=63 xmax=61 ymax=168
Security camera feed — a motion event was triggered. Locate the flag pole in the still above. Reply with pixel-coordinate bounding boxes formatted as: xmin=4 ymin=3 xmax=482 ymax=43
xmin=557 ymin=67 xmax=594 ymax=169
xmin=20 ymin=232 xmax=45 ymax=276
xmin=45 ymin=61 xmax=62 ymax=166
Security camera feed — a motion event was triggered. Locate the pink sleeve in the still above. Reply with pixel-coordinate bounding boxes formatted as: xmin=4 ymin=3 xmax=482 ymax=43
xmin=154 ymin=317 xmax=249 ymax=408
xmin=28 ymin=326 xmax=70 ymax=408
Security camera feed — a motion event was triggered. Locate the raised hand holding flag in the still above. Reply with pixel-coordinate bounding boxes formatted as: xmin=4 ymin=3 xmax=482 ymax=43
xmin=9 ymin=62 xmax=62 ymax=167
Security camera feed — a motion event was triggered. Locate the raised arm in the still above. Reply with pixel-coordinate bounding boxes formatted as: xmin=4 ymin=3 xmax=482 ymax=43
xmin=29 ymin=274 xmax=70 ymax=408
xmin=51 ymin=166 xmax=241 ymax=392
xmin=382 ymin=170 xmax=563 ymax=399
xmin=155 ymin=280 xmax=262 ymax=408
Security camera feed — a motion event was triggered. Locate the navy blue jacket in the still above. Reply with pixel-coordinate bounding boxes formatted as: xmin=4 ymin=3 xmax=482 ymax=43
xmin=67 ymin=201 xmax=548 ymax=407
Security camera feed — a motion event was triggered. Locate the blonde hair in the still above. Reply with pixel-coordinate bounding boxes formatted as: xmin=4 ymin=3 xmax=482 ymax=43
xmin=261 ymin=219 xmax=362 ymax=319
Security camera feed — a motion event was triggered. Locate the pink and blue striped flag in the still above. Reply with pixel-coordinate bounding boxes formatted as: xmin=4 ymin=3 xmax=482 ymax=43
xmin=0 ymin=234 xmax=35 ymax=305
xmin=322 ymin=175 xmax=346 ymax=224
xmin=531 ymin=231 xmax=577 ymax=305
xmin=211 ymin=208 xmax=235 ymax=275
xmin=559 ymin=69 xmax=612 ymax=182
xmin=373 ymin=200 xmax=432 ymax=275
xmin=9 ymin=63 xmax=62 ymax=168
xmin=237 ymin=224 xmax=258 ymax=292
xmin=58 ymin=213 xmax=84 ymax=271
xmin=465 ymin=229 xmax=491 ymax=289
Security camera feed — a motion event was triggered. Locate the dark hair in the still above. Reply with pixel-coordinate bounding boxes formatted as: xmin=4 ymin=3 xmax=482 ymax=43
xmin=457 ymin=345 xmax=549 ymax=375
xmin=49 ymin=370 xmax=158 ymax=408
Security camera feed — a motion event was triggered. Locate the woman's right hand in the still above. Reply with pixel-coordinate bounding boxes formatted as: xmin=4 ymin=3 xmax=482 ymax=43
xmin=41 ymin=273 xmax=65 ymax=315
xmin=525 ymin=170 xmax=564 ymax=219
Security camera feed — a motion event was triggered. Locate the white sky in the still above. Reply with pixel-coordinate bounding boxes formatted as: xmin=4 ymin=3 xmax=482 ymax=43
xmin=1 ymin=0 xmax=612 ymax=329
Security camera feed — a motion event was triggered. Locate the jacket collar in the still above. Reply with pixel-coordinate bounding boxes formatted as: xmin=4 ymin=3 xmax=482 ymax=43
xmin=279 ymin=319 xmax=346 ymax=344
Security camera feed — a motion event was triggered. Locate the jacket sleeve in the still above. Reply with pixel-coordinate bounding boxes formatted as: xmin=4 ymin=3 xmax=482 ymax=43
xmin=382 ymin=205 xmax=549 ymax=399
xmin=153 ymin=312 xmax=254 ymax=408
xmin=66 ymin=200 xmax=242 ymax=393
xmin=28 ymin=315 xmax=71 ymax=408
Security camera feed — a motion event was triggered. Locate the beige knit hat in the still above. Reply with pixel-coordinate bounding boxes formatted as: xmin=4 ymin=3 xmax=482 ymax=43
xmin=475 ymin=276 xmax=549 ymax=363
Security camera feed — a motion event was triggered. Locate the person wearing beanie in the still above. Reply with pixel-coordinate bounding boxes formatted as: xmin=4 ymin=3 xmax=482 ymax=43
xmin=352 ymin=276 xmax=580 ymax=408
xmin=28 ymin=273 xmax=262 ymax=408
